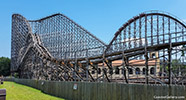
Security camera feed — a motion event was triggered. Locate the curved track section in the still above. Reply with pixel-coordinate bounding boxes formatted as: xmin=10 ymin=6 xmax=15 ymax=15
xmin=11 ymin=11 xmax=186 ymax=84
xmin=11 ymin=14 xmax=32 ymax=71
xmin=105 ymin=11 xmax=186 ymax=54
xmin=103 ymin=11 xmax=186 ymax=84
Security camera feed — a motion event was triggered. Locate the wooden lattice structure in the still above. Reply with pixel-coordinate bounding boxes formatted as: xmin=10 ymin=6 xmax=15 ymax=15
xmin=11 ymin=11 xmax=186 ymax=84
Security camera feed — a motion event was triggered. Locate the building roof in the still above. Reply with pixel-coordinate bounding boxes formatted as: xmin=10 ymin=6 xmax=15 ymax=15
xmin=98 ymin=59 xmax=157 ymax=67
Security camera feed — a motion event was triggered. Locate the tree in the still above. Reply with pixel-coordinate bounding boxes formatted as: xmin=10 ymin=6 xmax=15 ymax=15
xmin=0 ymin=57 xmax=11 ymax=76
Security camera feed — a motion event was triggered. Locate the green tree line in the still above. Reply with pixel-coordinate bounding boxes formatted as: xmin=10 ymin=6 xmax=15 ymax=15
xmin=0 ymin=57 xmax=11 ymax=76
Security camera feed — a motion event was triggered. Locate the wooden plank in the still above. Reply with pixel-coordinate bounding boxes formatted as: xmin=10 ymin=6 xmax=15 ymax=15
xmin=111 ymin=83 xmax=117 ymax=100
xmin=91 ymin=82 xmax=97 ymax=100
xmin=97 ymin=82 xmax=102 ymax=100
xmin=82 ymin=82 xmax=86 ymax=100
xmin=120 ymin=84 xmax=128 ymax=100
xmin=77 ymin=82 xmax=81 ymax=100
xmin=64 ymin=81 xmax=67 ymax=99
xmin=61 ymin=81 xmax=65 ymax=99
xmin=68 ymin=82 xmax=73 ymax=100
xmin=0 ymin=89 xmax=6 ymax=100
xmin=102 ymin=82 xmax=108 ymax=100
xmin=86 ymin=82 xmax=90 ymax=100
xmin=116 ymin=83 xmax=122 ymax=100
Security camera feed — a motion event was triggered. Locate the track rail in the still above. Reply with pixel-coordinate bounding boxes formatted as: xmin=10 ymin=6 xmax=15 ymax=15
xmin=11 ymin=11 xmax=186 ymax=84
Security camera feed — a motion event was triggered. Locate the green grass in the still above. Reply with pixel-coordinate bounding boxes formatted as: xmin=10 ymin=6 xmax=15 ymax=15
xmin=0 ymin=81 xmax=64 ymax=100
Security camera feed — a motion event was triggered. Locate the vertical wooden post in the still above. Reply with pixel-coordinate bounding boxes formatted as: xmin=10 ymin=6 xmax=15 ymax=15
xmin=168 ymin=18 xmax=172 ymax=85
xmin=145 ymin=15 xmax=149 ymax=84
xmin=122 ymin=51 xmax=128 ymax=83
xmin=86 ymin=58 xmax=89 ymax=81
xmin=86 ymin=50 xmax=89 ymax=81
xmin=168 ymin=48 xmax=172 ymax=84
xmin=145 ymin=53 xmax=149 ymax=84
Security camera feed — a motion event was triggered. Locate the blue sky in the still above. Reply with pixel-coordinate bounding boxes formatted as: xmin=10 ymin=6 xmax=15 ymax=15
xmin=0 ymin=0 xmax=186 ymax=58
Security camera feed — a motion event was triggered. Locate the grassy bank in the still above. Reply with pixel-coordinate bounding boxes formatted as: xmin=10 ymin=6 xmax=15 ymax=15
xmin=0 ymin=81 xmax=64 ymax=100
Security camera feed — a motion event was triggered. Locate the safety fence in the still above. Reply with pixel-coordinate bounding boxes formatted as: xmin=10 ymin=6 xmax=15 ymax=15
xmin=4 ymin=78 xmax=186 ymax=100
